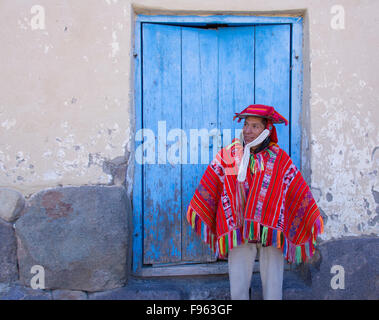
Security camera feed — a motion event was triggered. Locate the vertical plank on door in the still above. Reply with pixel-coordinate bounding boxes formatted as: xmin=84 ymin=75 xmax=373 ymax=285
xmin=218 ymin=27 xmax=255 ymax=146
xmin=142 ymin=23 xmax=182 ymax=264
xmin=181 ymin=27 xmax=218 ymax=262
xmin=255 ymin=25 xmax=291 ymax=154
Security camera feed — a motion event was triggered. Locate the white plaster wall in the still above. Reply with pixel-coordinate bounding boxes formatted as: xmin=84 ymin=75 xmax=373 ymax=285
xmin=307 ymin=1 xmax=379 ymax=240
xmin=0 ymin=1 xmax=133 ymax=196
xmin=0 ymin=0 xmax=378 ymax=240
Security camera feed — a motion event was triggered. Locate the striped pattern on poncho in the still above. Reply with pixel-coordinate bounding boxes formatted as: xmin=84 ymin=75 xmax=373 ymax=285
xmin=187 ymin=138 xmax=323 ymax=264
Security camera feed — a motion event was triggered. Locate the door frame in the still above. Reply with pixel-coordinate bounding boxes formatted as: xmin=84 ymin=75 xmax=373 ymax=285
xmin=132 ymin=14 xmax=303 ymax=275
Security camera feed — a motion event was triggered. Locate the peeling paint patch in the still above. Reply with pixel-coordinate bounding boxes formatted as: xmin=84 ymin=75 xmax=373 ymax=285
xmin=43 ymin=171 xmax=60 ymax=181
xmin=368 ymin=214 xmax=379 ymax=226
xmin=110 ymin=31 xmax=120 ymax=58
xmin=1 ymin=119 xmax=16 ymax=130
xmin=43 ymin=150 xmax=53 ymax=159
xmin=371 ymin=146 xmax=379 ymax=161
xmin=88 ymin=153 xmax=106 ymax=169
xmin=372 ymin=187 xmax=379 ymax=204
xmin=102 ymin=155 xmax=128 ymax=185
xmin=363 ymin=198 xmax=370 ymax=209
xmin=17 ymin=18 xmax=29 ymax=30
xmin=44 ymin=44 xmax=53 ymax=54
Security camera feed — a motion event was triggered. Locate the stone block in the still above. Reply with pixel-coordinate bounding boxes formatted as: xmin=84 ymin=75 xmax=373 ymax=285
xmin=15 ymin=186 xmax=131 ymax=292
xmin=310 ymin=237 xmax=378 ymax=299
xmin=52 ymin=289 xmax=88 ymax=300
xmin=0 ymin=219 xmax=18 ymax=283
xmin=0 ymin=188 xmax=25 ymax=222
xmin=0 ymin=282 xmax=52 ymax=300
xmin=89 ymin=285 xmax=182 ymax=300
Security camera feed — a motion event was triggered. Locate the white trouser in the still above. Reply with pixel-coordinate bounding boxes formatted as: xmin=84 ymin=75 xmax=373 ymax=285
xmin=228 ymin=242 xmax=284 ymax=300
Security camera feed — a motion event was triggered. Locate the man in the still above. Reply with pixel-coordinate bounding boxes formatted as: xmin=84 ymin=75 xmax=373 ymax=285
xmin=187 ymin=104 xmax=323 ymax=300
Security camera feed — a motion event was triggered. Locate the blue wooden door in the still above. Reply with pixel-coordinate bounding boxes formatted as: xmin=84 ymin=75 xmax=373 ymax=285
xmin=141 ymin=23 xmax=291 ymax=265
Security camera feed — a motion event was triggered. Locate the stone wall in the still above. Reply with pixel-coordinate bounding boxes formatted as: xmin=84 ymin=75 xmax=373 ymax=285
xmin=1 ymin=184 xmax=377 ymax=299
xmin=0 ymin=185 xmax=131 ymax=297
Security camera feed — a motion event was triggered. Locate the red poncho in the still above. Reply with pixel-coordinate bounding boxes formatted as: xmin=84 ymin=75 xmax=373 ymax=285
xmin=187 ymin=139 xmax=323 ymax=263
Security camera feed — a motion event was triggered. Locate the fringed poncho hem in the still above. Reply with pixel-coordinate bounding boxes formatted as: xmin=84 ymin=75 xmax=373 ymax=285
xmin=187 ymin=206 xmax=324 ymax=264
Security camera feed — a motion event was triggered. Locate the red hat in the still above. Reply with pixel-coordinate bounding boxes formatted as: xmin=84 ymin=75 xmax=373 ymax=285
xmin=233 ymin=104 xmax=288 ymax=125
xmin=234 ymin=104 xmax=288 ymax=144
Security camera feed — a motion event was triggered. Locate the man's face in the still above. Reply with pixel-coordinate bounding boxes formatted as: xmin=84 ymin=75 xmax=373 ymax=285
xmin=242 ymin=116 xmax=266 ymax=144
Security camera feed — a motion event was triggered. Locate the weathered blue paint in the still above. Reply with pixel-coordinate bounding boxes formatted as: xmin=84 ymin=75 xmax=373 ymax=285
xmin=133 ymin=15 xmax=303 ymax=273
xmin=181 ymin=27 xmax=219 ymax=262
xmin=255 ymin=24 xmax=291 ymax=154
xmin=133 ymin=21 xmax=143 ymax=273
xmin=136 ymin=14 xmax=302 ymax=25
xmin=218 ymin=26 xmax=255 ymax=143
xmin=290 ymin=21 xmax=303 ymax=169
xmin=142 ymin=24 xmax=182 ymax=264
